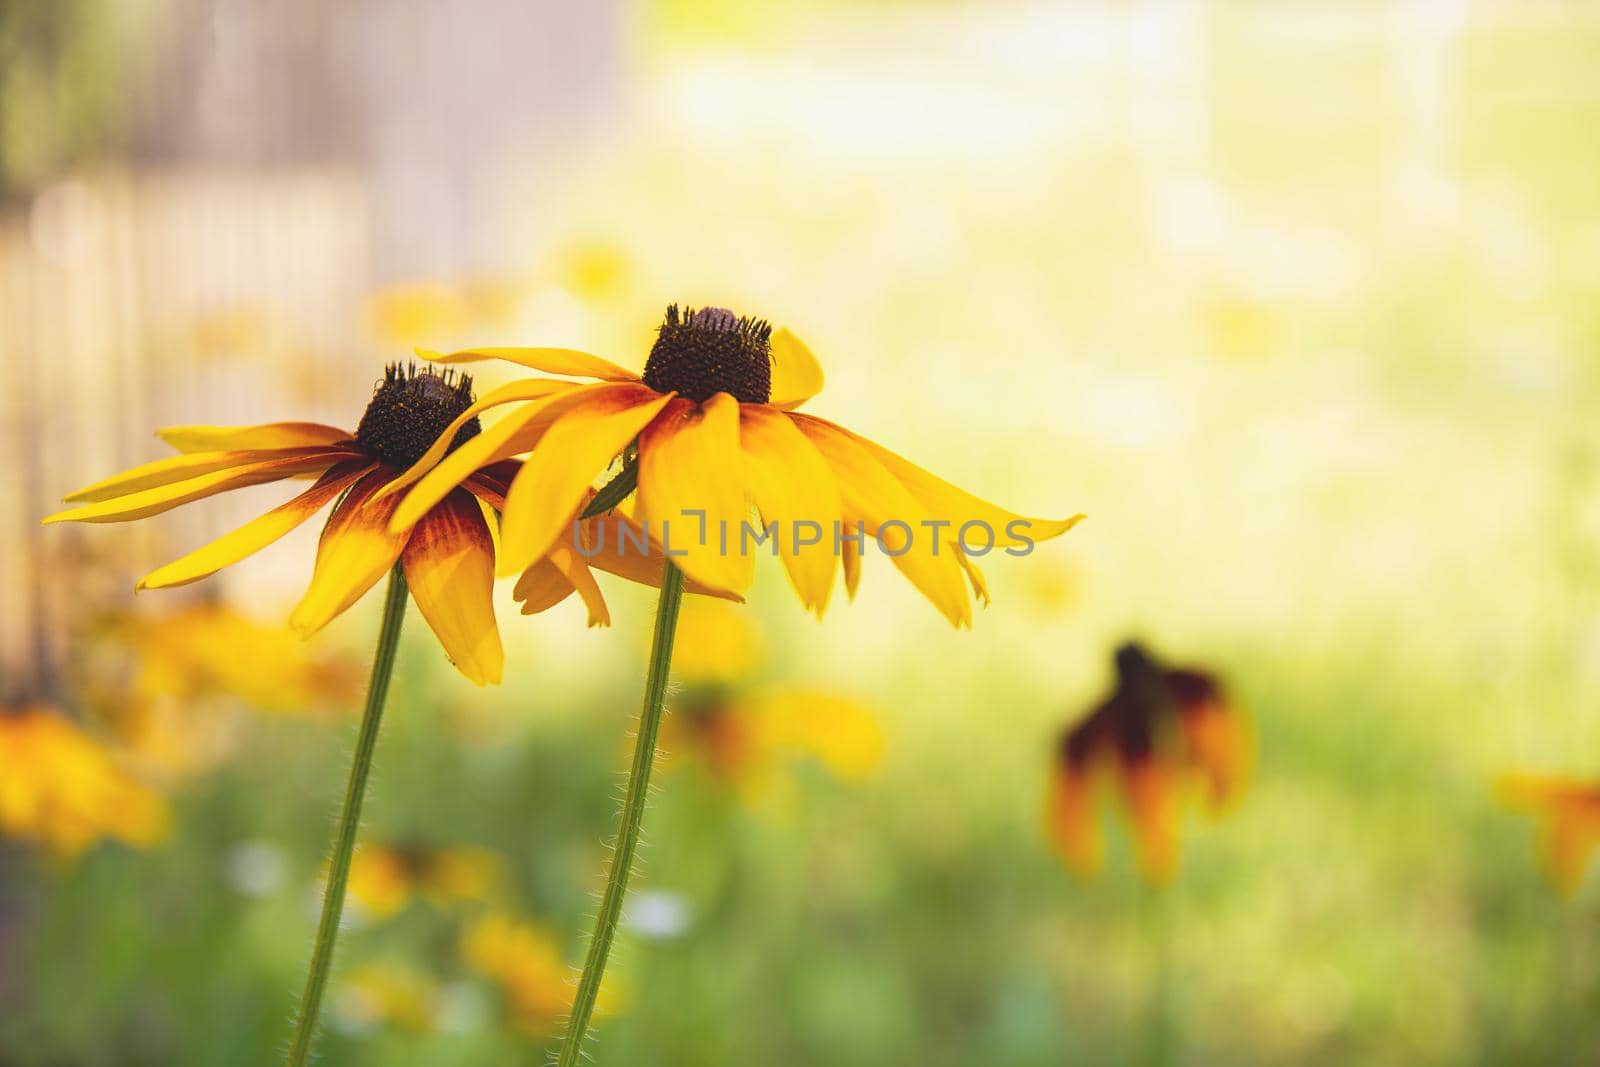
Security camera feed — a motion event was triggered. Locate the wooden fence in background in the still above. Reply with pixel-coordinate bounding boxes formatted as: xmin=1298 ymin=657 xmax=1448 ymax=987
xmin=0 ymin=170 xmax=372 ymax=702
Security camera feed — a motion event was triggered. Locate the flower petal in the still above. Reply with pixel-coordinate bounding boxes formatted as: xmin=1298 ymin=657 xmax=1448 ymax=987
xmin=513 ymin=559 xmax=578 ymax=616
xmin=577 ymin=511 xmax=743 ymax=603
xmin=44 ymin=451 xmax=361 ymax=524
xmin=417 ymin=345 xmax=640 ymax=381
xmin=61 ymin=446 xmax=350 ymax=503
xmin=402 ymin=489 xmax=503 ymax=686
xmin=157 ymin=422 xmax=355 ymax=454
xmin=290 ymin=469 xmax=411 ymax=635
xmin=375 ymin=379 xmax=575 ymax=504
xmin=789 ymin=414 xmax=971 ymax=627
xmin=498 ymin=384 xmax=674 ymax=576
xmin=385 ymin=383 xmax=630 ymax=527
xmin=841 ymin=534 xmax=862 ymax=600
xmin=634 ymin=393 xmax=753 ymax=596
xmin=546 ymin=545 xmax=611 ymax=627
xmin=739 ymin=406 xmax=839 ymax=615
xmin=768 ymin=329 xmax=825 ymax=410
xmin=818 ymin=417 xmax=1084 ymax=549
xmin=956 ymin=551 xmax=990 ymax=607
xmin=1046 ymin=763 xmax=1102 ymax=875
xmin=137 ymin=462 xmax=370 ymax=590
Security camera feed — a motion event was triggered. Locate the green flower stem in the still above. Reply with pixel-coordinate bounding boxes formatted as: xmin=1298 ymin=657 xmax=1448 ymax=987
xmin=556 ymin=560 xmax=685 ymax=1066
xmin=284 ymin=565 xmax=408 ymax=1067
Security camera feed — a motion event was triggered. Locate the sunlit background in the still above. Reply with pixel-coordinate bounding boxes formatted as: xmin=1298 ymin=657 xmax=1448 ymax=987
xmin=4 ymin=1 xmax=1600 ymax=1064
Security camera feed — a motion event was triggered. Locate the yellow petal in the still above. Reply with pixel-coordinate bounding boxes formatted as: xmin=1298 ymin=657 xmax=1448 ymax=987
xmin=513 ymin=559 xmax=577 ymax=615
xmin=45 ymin=451 xmax=360 ymax=524
xmin=956 ymin=551 xmax=990 ymax=607
xmin=62 ymin=446 xmax=343 ymax=503
xmin=498 ymin=384 xmax=673 ymax=576
xmin=547 ymin=545 xmax=611 ymax=627
xmin=157 ymin=422 xmax=354 ymax=454
xmin=823 ymin=418 xmax=1084 ymax=549
xmin=417 ymin=345 xmax=640 ymax=381
xmin=373 ymin=379 xmax=574 ymax=505
xmin=138 ymin=462 xmax=370 ymax=590
xmin=739 ymin=406 xmax=840 ymax=615
xmin=577 ymin=512 xmax=743 ymax=603
xmin=635 ymin=393 xmax=753 ymax=596
xmin=768 ymin=329 xmax=825 ymax=410
xmin=789 ymin=414 xmax=971 ymax=627
xmin=402 ymin=489 xmax=503 ymax=685
xmin=841 ymin=535 xmax=862 ymax=601
xmin=290 ymin=470 xmax=411 ymax=635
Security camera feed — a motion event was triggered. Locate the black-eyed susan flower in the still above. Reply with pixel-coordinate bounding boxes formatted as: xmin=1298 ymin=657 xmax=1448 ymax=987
xmin=1046 ymin=643 xmax=1249 ymax=884
xmin=1497 ymin=774 xmax=1600 ymax=896
xmin=0 ymin=703 xmax=168 ymax=857
xmin=345 ymin=842 xmax=507 ymax=920
xmin=462 ymin=913 xmax=616 ymax=1036
xmin=661 ymin=600 xmax=882 ymax=802
xmin=376 ymin=304 xmax=1084 ymax=626
xmin=45 ymin=364 xmax=513 ymax=684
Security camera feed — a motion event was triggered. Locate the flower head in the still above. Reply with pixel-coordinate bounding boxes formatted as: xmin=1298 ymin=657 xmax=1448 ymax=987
xmin=1046 ymin=642 xmax=1249 ymax=884
xmin=375 ymin=304 xmax=1084 ymax=626
xmin=0 ymin=704 xmax=168 ymax=857
xmin=345 ymin=842 xmax=506 ymax=920
xmin=47 ymin=364 xmax=532 ymax=684
xmin=462 ymin=913 xmax=616 ymax=1035
xmin=1498 ymin=774 xmax=1600 ymax=896
xmin=335 ymin=963 xmax=443 ymax=1034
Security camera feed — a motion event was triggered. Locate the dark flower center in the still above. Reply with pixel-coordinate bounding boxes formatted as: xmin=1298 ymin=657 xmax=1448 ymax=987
xmin=355 ymin=364 xmax=480 ymax=469
xmin=641 ymin=304 xmax=772 ymax=404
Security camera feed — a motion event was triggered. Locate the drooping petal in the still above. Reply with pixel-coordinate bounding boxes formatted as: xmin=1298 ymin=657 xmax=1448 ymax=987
xmin=1121 ymin=758 xmax=1180 ymax=885
xmin=290 ymin=469 xmax=412 ymax=635
xmin=374 ymin=379 xmax=575 ymax=504
xmin=401 ymin=489 xmax=503 ymax=685
xmin=417 ymin=345 xmax=640 ymax=382
xmin=739 ymin=405 xmax=840 ymax=615
xmin=767 ymin=329 xmax=825 ymax=410
xmin=137 ymin=462 xmax=371 ymax=590
xmin=44 ymin=450 xmax=362 ymax=524
xmin=577 ymin=511 xmax=743 ymax=603
xmin=61 ymin=446 xmax=350 ymax=503
xmin=635 ymin=393 xmax=753 ymax=596
xmin=1046 ymin=762 xmax=1101 ymax=876
xmin=513 ymin=559 xmax=578 ymax=616
xmin=841 ymin=533 xmax=862 ymax=600
xmin=815 ymin=416 xmax=1084 ymax=549
xmin=789 ymin=413 xmax=971 ymax=627
xmin=956 ymin=551 xmax=991 ymax=607
xmin=497 ymin=384 xmax=674 ymax=577
xmin=546 ymin=545 xmax=611 ymax=627
xmin=157 ymin=422 xmax=355 ymax=454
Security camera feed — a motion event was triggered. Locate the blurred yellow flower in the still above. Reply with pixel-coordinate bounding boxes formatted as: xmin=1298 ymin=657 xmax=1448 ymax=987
xmin=345 ymin=842 xmax=507 ymax=920
xmin=1204 ymin=294 xmax=1282 ymax=363
xmin=365 ymin=277 xmax=526 ymax=348
xmin=1498 ymin=774 xmax=1600 ymax=896
xmin=670 ymin=599 xmax=765 ymax=686
xmin=383 ymin=303 xmax=1083 ymax=625
xmin=462 ymin=913 xmax=615 ymax=1035
xmin=335 ymin=963 xmax=442 ymax=1033
xmin=556 ymin=239 xmax=633 ymax=305
xmin=1046 ymin=643 xmax=1250 ymax=885
xmin=0 ymin=705 xmax=169 ymax=857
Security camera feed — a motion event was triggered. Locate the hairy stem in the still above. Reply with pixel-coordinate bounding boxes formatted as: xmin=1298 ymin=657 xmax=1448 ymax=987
xmin=555 ymin=561 xmax=685 ymax=1065
xmin=284 ymin=565 xmax=408 ymax=1066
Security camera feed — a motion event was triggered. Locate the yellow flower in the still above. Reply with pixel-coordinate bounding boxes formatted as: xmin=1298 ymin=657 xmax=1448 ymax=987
xmin=365 ymin=277 xmax=526 ymax=347
xmin=377 ymin=304 xmax=1084 ymax=626
xmin=345 ymin=842 xmax=506 ymax=920
xmin=665 ymin=687 xmax=883 ymax=800
xmin=1046 ymin=643 xmax=1250 ymax=885
xmin=669 ymin=598 xmax=765 ymax=686
xmin=462 ymin=913 xmax=615 ymax=1035
xmin=336 ymin=963 xmax=442 ymax=1033
xmin=1498 ymin=774 xmax=1600 ymax=896
xmin=45 ymin=365 xmax=523 ymax=684
xmin=0 ymin=705 xmax=168 ymax=856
